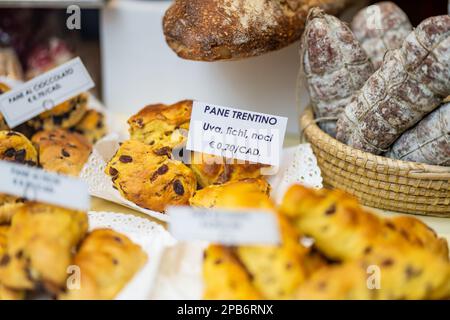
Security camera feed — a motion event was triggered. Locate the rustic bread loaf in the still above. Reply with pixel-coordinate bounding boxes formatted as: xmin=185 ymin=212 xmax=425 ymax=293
xmin=386 ymin=102 xmax=450 ymax=166
xmin=336 ymin=15 xmax=450 ymax=154
xmin=163 ymin=0 xmax=353 ymax=61
xmin=351 ymin=1 xmax=412 ymax=69
xmin=300 ymin=7 xmax=373 ymax=136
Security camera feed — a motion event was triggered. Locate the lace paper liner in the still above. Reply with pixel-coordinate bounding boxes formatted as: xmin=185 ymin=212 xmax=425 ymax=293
xmin=81 ymin=134 xmax=323 ymax=221
xmin=88 ymin=211 xmax=175 ymax=300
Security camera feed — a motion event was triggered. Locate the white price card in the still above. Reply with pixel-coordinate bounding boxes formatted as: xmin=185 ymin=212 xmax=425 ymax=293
xmin=167 ymin=206 xmax=280 ymax=246
xmin=0 ymin=57 xmax=94 ymax=128
xmin=186 ymin=101 xmax=288 ymax=166
xmin=0 ymin=160 xmax=90 ymax=212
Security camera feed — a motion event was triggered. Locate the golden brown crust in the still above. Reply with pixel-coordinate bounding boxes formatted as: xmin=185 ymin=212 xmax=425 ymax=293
xmin=295 ymin=245 xmax=450 ymax=300
xmin=203 ymin=245 xmax=262 ymax=300
xmin=27 ymin=93 xmax=88 ymax=131
xmin=195 ymin=179 xmax=316 ymax=299
xmin=190 ymin=178 xmax=271 ymax=208
xmin=72 ymin=109 xmax=107 ymax=144
xmin=32 ymin=129 xmax=92 ymax=177
xmin=59 ymin=229 xmax=147 ymax=300
xmin=190 ymin=152 xmax=267 ymax=187
xmin=0 ymin=203 xmax=88 ymax=291
xmin=128 ymin=100 xmax=192 ymax=150
xmin=0 ymin=194 xmax=26 ymax=224
xmin=280 ymin=185 xmax=450 ymax=262
xmin=163 ymin=0 xmax=352 ymax=61
xmin=105 ymin=140 xmax=197 ymax=212
xmin=0 ymin=130 xmax=38 ymax=166
xmin=0 ymin=226 xmax=25 ymax=300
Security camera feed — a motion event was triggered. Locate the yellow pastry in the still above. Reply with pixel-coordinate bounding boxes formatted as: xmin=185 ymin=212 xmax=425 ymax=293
xmin=60 ymin=229 xmax=147 ymax=300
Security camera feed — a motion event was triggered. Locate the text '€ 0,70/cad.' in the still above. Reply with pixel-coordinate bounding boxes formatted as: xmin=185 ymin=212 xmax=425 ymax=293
xmin=186 ymin=101 xmax=288 ymax=167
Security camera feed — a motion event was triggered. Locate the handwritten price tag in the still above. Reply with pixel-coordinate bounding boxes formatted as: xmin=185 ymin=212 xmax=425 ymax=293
xmin=0 ymin=161 xmax=90 ymax=211
xmin=186 ymin=101 xmax=287 ymax=166
xmin=0 ymin=57 xmax=94 ymax=128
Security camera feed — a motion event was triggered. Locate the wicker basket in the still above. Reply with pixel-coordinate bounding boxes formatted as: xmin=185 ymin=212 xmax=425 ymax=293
xmin=300 ymin=107 xmax=450 ymax=217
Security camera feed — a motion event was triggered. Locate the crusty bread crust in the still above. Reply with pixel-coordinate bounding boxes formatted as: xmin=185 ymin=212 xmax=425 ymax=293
xmin=163 ymin=0 xmax=353 ymax=61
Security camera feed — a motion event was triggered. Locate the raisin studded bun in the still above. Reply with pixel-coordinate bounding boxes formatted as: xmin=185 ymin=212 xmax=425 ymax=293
xmin=0 ymin=131 xmax=38 ymax=166
xmin=105 ymin=139 xmax=197 ymax=212
xmin=190 ymin=152 xmax=267 ymax=188
xmin=27 ymin=93 xmax=88 ymax=131
xmin=32 ymin=129 xmax=92 ymax=177
xmin=128 ymin=100 xmax=192 ymax=150
xmin=72 ymin=109 xmax=107 ymax=144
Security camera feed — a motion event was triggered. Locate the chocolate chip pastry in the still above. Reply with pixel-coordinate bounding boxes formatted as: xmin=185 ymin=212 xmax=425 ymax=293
xmin=59 ymin=229 xmax=147 ymax=300
xmin=32 ymin=129 xmax=92 ymax=177
xmin=105 ymin=140 xmax=197 ymax=212
xmin=27 ymin=93 xmax=88 ymax=131
xmin=0 ymin=131 xmax=38 ymax=166
xmin=0 ymin=203 xmax=88 ymax=292
xmin=71 ymin=109 xmax=107 ymax=144
xmin=0 ymin=130 xmax=37 ymax=223
xmin=281 ymin=185 xmax=450 ymax=299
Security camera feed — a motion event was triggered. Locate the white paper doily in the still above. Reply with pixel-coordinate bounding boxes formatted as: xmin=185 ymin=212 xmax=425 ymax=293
xmin=81 ymin=134 xmax=323 ymax=222
xmin=87 ymin=211 xmax=175 ymax=300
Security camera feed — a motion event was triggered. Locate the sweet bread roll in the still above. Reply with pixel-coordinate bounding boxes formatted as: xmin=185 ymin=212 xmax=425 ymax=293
xmin=280 ymin=185 xmax=449 ymax=261
xmin=163 ymin=0 xmax=353 ymax=61
xmin=0 ymin=131 xmax=38 ymax=166
xmin=128 ymin=100 xmax=192 ymax=150
xmin=0 ymin=203 xmax=88 ymax=291
xmin=190 ymin=178 xmax=271 ymax=208
xmin=72 ymin=109 xmax=107 ymax=144
xmin=105 ymin=140 xmax=197 ymax=212
xmin=0 ymin=194 xmax=25 ymax=224
xmin=190 ymin=152 xmax=267 ymax=188
xmin=295 ymin=245 xmax=450 ymax=300
xmin=203 ymin=245 xmax=262 ymax=300
xmin=0 ymin=226 xmax=24 ymax=300
xmin=32 ymin=129 xmax=92 ymax=177
xmin=27 ymin=93 xmax=88 ymax=131
xmin=60 ymin=229 xmax=147 ymax=300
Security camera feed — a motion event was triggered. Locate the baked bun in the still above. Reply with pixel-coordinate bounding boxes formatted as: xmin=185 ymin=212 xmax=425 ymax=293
xmin=105 ymin=140 xmax=197 ymax=212
xmin=0 ymin=194 xmax=25 ymax=224
xmin=0 ymin=203 xmax=88 ymax=291
xmin=0 ymin=226 xmax=24 ymax=300
xmin=72 ymin=109 xmax=107 ymax=144
xmin=190 ymin=178 xmax=271 ymax=208
xmin=0 ymin=131 xmax=38 ymax=166
xmin=27 ymin=93 xmax=88 ymax=131
xmin=190 ymin=152 xmax=267 ymax=187
xmin=203 ymin=245 xmax=262 ymax=300
xmin=128 ymin=100 xmax=192 ymax=150
xmin=32 ymin=129 xmax=92 ymax=177
xmin=60 ymin=229 xmax=147 ymax=300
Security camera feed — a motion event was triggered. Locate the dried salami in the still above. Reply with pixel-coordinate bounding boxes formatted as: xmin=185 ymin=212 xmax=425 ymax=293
xmin=300 ymin=8 xmax=373 ymax=137
xmin=352 ymin=1 xmax=412 ymax=70
xmin=386 ymin=102 xmax=450 ymax=166
xmin=336 ymin=15 xmax=450 ymax=155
